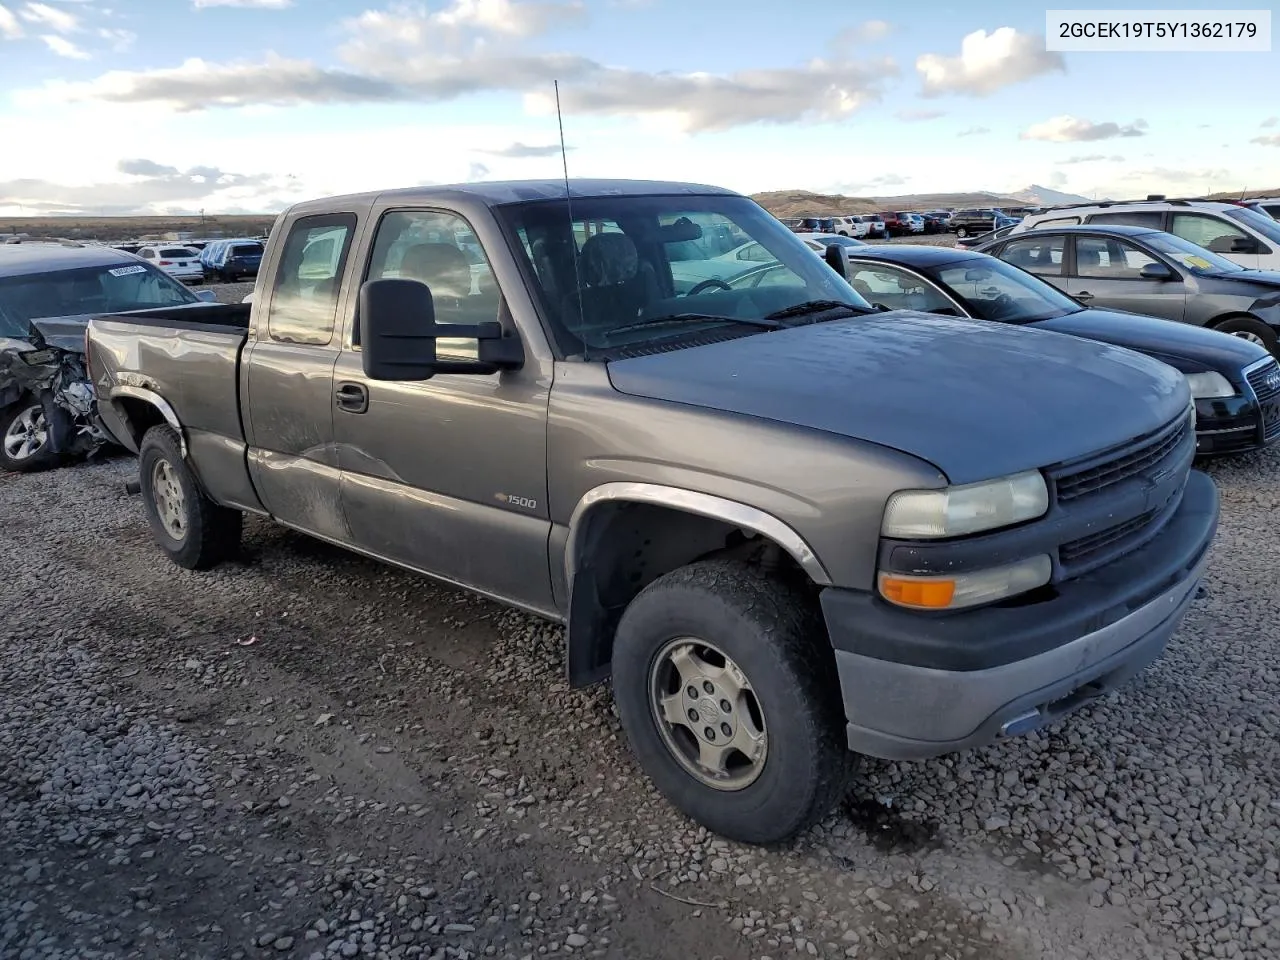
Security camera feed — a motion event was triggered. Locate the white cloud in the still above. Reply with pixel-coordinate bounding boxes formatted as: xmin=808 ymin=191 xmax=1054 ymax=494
xmin=956 ymin=125 xmax=989 ymax=137
xmin=1261 ymin=117 xmax=1277 ymax=128
xmin=478 ymin=141 xmax=567 ymax=158
xmin=41 ymin=33 xmax=89 ymax=58
xmin=831 ymin=19 xmax=891 ymax=49
xmin=22 ymin=5 xmax=898 ymax=134
xmin=1252 ymin=134 xmax=1280 ymax=147
xmin=193 ymin=0 xmax=292 ymax=7
xmin=917 ymin=27 xmax=1064 ymax=96
xmin=1058 ymin=153 xmax=1125 ymax=164
xmin=896 ymin=108 xmax=945 ymax=122
xmin=21 ymin=1 xmax=77 ymax=32
xmin=0 ymin=4 xmax=22 ymax=39
xmin=98 ymin=26 xmax=135 ymax=50
xmin=1020 ymin=115 xmax=1147 ymax=142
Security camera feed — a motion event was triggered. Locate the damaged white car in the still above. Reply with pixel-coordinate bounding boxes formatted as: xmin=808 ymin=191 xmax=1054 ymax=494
xmin=0 ymin=241 xmax=216 ymax=472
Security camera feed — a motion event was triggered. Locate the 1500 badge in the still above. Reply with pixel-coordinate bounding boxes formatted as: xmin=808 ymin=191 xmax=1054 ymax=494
xmin=495 ymin=493 xmax=537 ymax=510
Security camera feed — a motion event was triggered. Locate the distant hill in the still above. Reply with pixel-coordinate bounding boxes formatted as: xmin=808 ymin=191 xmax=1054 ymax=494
xmin=1011 ymin=184 xmax=1094 ymax=206
xmin=751 ymin=187 xmax=1080 ymax=217
xmin=0 ymin=214 xmax=275 ymax=243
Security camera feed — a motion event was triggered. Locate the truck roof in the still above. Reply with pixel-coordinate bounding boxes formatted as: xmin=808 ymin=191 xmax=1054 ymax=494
xmin=0 ymin=243 xmax=141 ymax=277
xmin=284 ymin=178 xmax=740 ymax=215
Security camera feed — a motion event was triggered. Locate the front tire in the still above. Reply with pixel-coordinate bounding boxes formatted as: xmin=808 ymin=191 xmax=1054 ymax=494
xmin=0 ymin=395 xmax=64 ymax=473
xmin=956 ymin=226 xmax=969 ymax=237
xmin=611 ymin=560 xmax=851 ymax=845
xmin=138 ymin=425 xmax=242 ymax=569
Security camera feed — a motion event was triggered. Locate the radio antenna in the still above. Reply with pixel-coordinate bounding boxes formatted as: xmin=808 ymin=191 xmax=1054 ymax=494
xmin=554 ymin=80 xmax=587 ymax=346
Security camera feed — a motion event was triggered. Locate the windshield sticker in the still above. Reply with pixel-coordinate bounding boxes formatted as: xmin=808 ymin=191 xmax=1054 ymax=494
xmin=108 ymin=264 xmax=148 ymax=277
xmin=1182 ymin=255 xmax=1213 ymax=270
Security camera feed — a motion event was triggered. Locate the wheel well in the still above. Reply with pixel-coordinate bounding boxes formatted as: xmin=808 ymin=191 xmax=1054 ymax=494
xmin=1209 ymin=311 xmax=1267 ymax=330
xmin=565 ymin=501 xmax=815 ymax=687
xmin=113 ymin=397 xmax=169 ymax=448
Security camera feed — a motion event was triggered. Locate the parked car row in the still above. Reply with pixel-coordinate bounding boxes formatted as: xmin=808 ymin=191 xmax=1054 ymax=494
xmin=110 ymin=236 xmax=270 ymax=284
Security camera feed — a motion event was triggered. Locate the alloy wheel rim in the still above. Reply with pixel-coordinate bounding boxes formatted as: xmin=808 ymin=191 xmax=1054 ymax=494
xmin=648 ymin=638 xmax=768 ymax=791
xmin=1229 ymin=330 xmax=1267 ymax=346
xmin=3 ymin=404 xmax=48 ymax=461
xmin=151 ymin=458 xmax=187 ymax=539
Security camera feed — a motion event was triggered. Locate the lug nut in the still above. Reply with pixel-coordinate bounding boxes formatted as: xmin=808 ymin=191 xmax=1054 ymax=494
xmin=720 ymin=722 xmax=731 ymax=738
xmin=687 ymin=709 xmax=699 ymax=722
xmin=686 ymin=686 xmax=698 ymax=699
xmin=703 ymin=681 xmax=714 ymax=694
xmin=704 ymin=727 xmax=716 ymax=741
xmin=720 ymin=699 xmax=731 ymax=713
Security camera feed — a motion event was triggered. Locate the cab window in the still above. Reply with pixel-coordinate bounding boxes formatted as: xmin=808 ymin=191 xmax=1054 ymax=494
xmin=266 ymin=214 xmax=356 ymax=345
xmin=363 ymin=209 xmax=502 ymax=360
xmin=1169 ymin=213 xmax=1249 ymax=254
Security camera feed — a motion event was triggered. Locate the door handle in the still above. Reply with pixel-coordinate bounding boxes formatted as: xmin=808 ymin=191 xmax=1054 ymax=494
xmin=334 ymin=382 xmax=369 ymax=414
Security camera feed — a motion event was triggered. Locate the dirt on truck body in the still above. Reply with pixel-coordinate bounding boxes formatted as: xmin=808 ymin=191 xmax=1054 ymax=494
xmin=86 ymin=178 xmax=1219 ymax=845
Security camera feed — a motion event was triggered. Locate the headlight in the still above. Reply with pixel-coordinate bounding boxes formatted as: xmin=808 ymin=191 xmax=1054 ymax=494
xmin=879 ymin=555 xmax=1052 ymax=610
xmin=881 ymin=470 xmax=1049 ymax=539
xmin=1184 ymin=371 xmax=1235 ymax=400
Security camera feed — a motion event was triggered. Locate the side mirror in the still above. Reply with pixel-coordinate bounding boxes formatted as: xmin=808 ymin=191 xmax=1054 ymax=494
xmin=1230 ymin=236 xmax=1260 ymax=254
xmin=195 ymin=289 xmax=218 ymax=302
xmin=1139 ymin=261 xmax=1175 ymax=281
xmin=823 ymin=244 xmax=847 ymax=278
xmin=358 ymin=278 xmax=522 ymax=381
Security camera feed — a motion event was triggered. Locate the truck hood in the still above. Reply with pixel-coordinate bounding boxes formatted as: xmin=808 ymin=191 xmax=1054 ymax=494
xmin=1035 ymin=308 xmax=1269 ymax=374
xmin=605 ymin=312 xmax=1189 ymax=485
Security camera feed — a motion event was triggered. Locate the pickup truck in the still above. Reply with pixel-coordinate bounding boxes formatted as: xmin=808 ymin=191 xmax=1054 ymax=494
xmin=86 ymin=179 xmax=1220 ymax=845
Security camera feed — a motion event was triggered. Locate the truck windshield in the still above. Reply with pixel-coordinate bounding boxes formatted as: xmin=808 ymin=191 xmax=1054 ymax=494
xmin=0 ymin=261 xmax=200 ymax=326
xmin=496 ymin=194 xmax=872 ymax=357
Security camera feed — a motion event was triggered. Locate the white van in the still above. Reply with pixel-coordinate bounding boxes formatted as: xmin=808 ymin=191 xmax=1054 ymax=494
xmin=1010 ymin=199 xmax=1280 ymax=270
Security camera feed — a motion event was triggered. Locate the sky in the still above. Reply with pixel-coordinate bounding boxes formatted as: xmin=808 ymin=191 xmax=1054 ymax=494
xmin=0 ymin=0 xmax=1277 ymax=216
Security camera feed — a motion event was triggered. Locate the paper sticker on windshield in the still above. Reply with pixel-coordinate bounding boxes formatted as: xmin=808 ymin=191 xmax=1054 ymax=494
xmin=1183 ymin=256 xmax=1213 ymax=270
xmin=108 ymin=264 xmax=148 ymax=277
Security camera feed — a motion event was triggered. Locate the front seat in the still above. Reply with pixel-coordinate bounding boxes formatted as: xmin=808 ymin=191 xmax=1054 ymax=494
xmin=562 ymin=232 xmax=657 ymax=336
xmin=399 ymin=243 xmax=472 ymax=304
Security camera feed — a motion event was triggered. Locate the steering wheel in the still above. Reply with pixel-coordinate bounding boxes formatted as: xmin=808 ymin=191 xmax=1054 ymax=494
xmin=687 ymin=278 xmax=732 ymax=296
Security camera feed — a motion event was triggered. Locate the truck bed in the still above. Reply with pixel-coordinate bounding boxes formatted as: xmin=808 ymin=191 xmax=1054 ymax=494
xmin=88 ymin=305 xmax=257 ymax=509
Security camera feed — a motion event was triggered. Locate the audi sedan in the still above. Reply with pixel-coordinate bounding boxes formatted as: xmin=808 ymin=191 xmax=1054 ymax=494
xmin=841 ymin=244 xmax=1280 ymax=457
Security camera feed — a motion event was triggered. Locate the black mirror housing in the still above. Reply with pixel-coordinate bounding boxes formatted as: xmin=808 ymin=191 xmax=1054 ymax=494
xmin=359 ymin=278 xmax=524 ymax=382
xmin=360 ymin=278 xmax=439 ymax=381
xmin=1230 ymin=237 xmax=1260 ymax=254
xmin=1139 ymin=261 xmax=1175 ymax=281
xmin=823 ymin=243 xmax=847 ymax=278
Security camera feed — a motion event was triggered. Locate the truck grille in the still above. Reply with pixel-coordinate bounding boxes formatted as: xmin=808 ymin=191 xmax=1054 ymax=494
xmin=1246 ymin=358 xmax=1280 ymax=441
xmin=1052 ymin=413 xmax=1190 ymax=503
xmin=1059 ymin=508 xmax=1158 ymax=566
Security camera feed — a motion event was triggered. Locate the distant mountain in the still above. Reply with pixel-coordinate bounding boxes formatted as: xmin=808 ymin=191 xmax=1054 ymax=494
xmin=751 ymin=188 xmax=1029 ymax=217
xmin=1011 ymin=184 xmax=1094 ymax=206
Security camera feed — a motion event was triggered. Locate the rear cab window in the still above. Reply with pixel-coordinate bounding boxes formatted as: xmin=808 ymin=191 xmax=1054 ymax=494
xmin=266 ymin=215 xmax=357 ymax=345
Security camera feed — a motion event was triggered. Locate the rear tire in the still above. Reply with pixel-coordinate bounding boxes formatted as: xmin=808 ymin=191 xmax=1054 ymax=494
xmin=0 ymin=394 xmax=65 ymax=473
xmin=956 ymin=226 xmax=969 ymax=238
xmin=1213 ymin=315 xmax=1279 ymax=357
xmin=611 ymin=560 xmax=851 ymax=845
xmin=138 ymin=425 xmax=242 ymax=570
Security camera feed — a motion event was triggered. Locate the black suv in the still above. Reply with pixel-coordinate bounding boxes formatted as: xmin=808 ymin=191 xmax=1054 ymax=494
xmin=949 ymin=209 xmax=999 ymax=237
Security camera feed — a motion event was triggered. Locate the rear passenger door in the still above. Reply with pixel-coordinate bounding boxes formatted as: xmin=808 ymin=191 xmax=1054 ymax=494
xmin=1065 ymin=235 xmax=1187 ymax=321
xmin=330 ymin=206 xmax=555 ymax=613
xmin=995 ymin=235 xmax=1067 ymax=290
xmin=244 ymin=212 xmax=359 ymax=540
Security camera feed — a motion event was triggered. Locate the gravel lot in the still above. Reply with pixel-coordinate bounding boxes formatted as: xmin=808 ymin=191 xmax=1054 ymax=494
xmin=2 ymin=275 xmax=1277 ymax=960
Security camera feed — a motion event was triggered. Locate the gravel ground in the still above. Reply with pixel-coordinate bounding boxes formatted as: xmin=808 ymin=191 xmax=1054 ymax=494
xmin=2 ymin=289 xmax=1277 ymax=960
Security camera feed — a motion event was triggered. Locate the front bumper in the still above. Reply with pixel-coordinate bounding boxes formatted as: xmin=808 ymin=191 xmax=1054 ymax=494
xmin=821 ymin=470 xmax=1219 ymax=761
xmin=1194 ymin=392 xmax=1280 ymax=456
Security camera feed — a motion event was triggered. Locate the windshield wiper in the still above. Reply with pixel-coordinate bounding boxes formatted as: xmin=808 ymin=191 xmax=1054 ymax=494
xmin=604 ymin=313 xmax=780 ymax=338
xmin=764 ymin=300 xmax=868 ymax=322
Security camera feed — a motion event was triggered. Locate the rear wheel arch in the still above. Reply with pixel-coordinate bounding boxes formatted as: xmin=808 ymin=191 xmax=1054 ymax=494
xmin=563 ymin=484 xmax=830 ymax=688
xmin=109 ymin=388 xmax=185 ymax=454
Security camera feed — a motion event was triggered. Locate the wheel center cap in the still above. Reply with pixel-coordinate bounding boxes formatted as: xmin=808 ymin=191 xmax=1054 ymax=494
xmin=697 ymin=699 xmax=720 ymax=724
